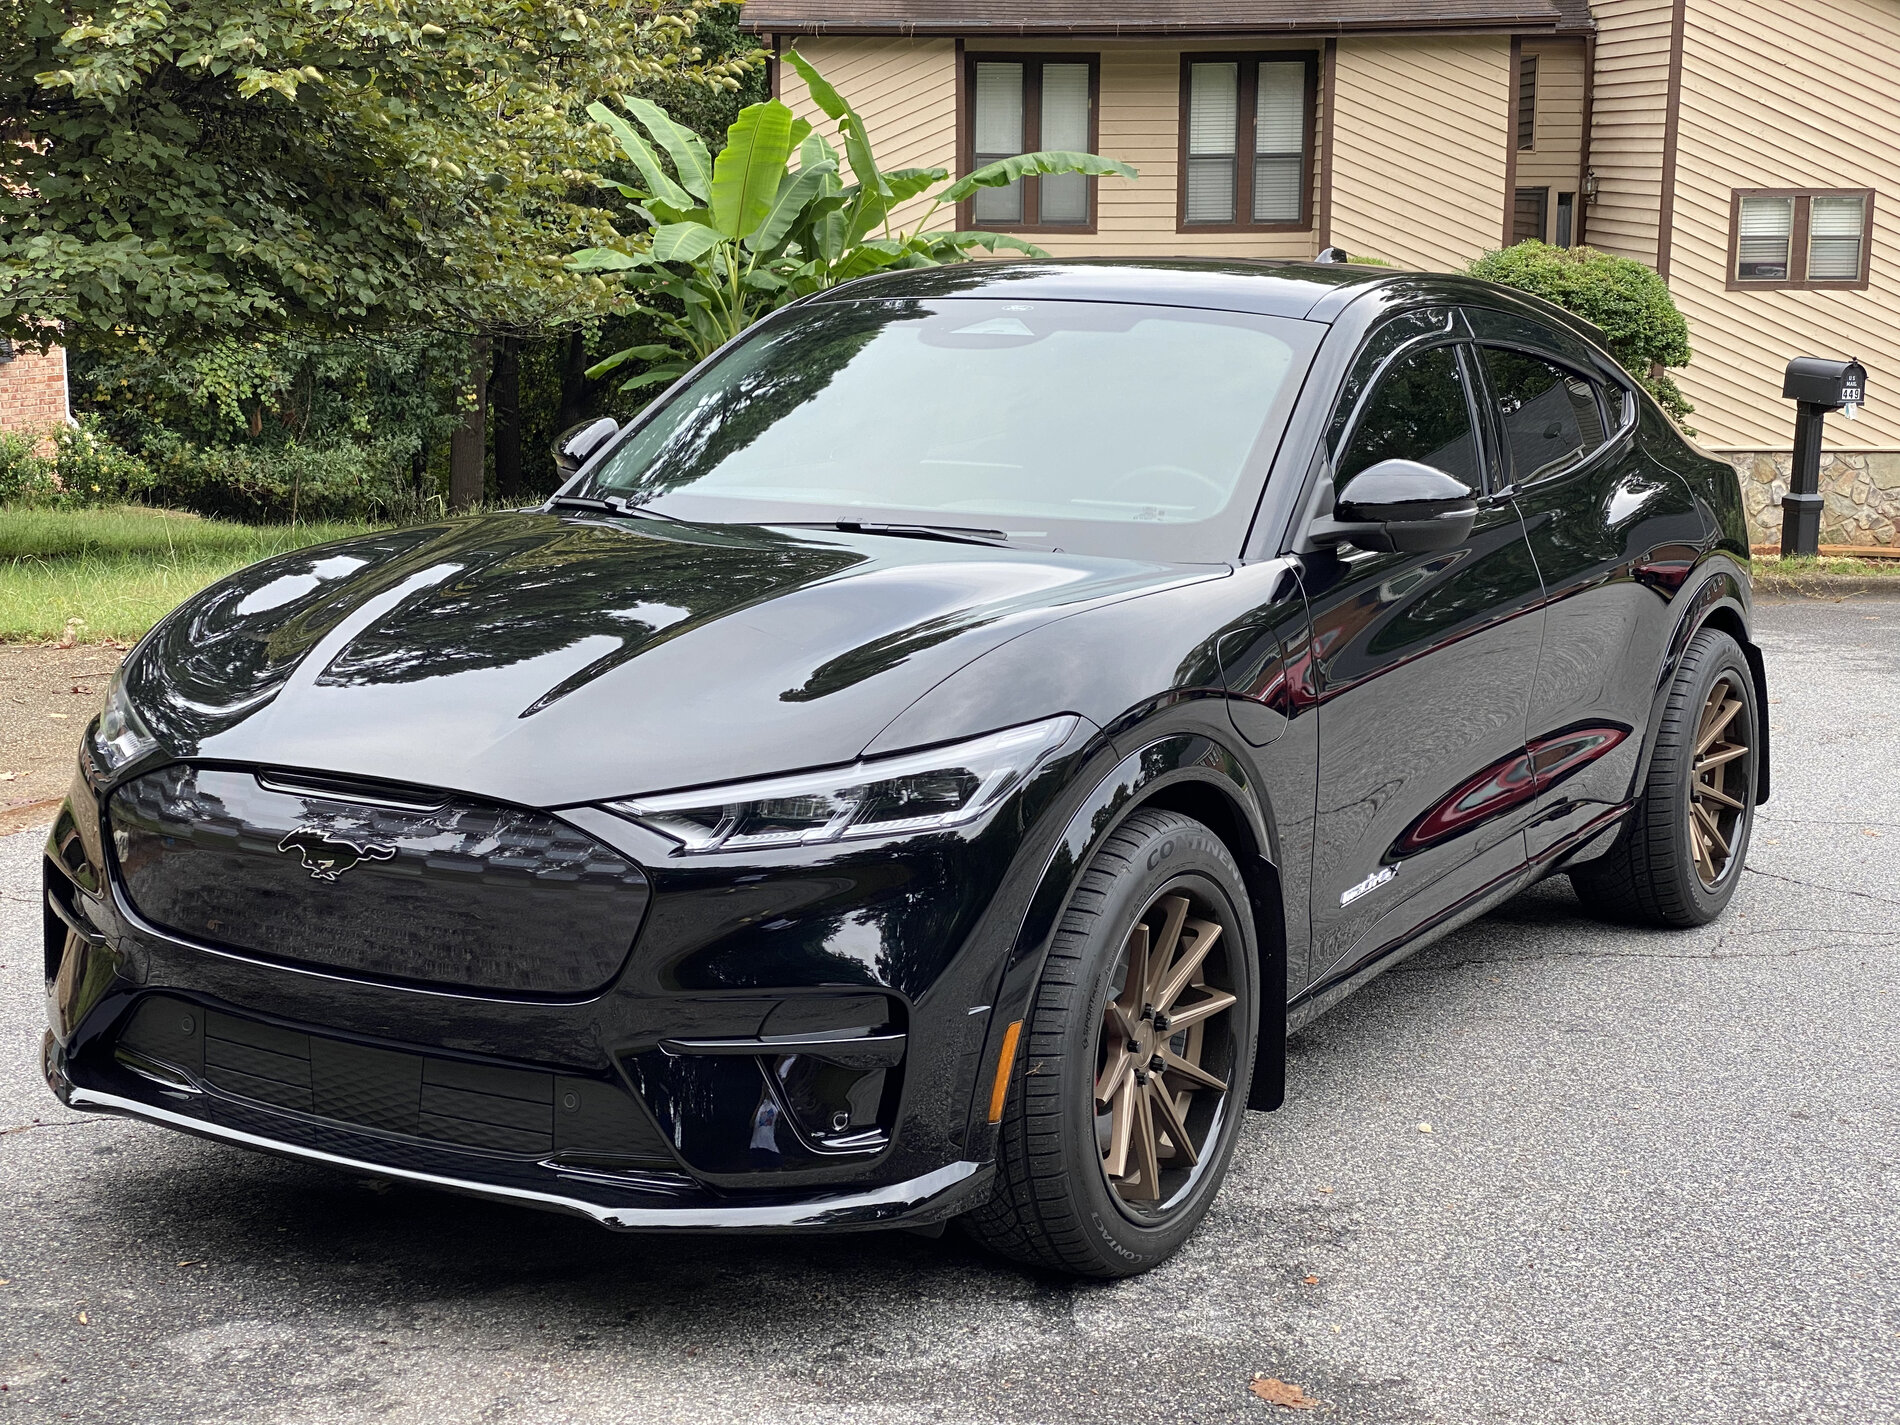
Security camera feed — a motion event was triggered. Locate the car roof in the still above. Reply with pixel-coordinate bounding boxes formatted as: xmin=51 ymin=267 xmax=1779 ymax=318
xmin=818 ymin=258 xmax=1390 ymax=320
xmin=817 ymin=258 xmax=1613 ymax=351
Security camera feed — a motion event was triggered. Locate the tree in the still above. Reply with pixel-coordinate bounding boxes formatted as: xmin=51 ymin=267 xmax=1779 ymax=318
xmin=0 ymin=0 xmax=759 ymax=344
xmin=570 ymin=50 xmax=1136 ymax=394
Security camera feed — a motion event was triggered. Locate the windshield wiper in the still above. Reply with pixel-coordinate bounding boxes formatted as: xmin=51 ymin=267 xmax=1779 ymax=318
xmin=545 ymin=493 xmax=682 ymax=522
xmin=780 ymin=520 xmax=1019 ymax=548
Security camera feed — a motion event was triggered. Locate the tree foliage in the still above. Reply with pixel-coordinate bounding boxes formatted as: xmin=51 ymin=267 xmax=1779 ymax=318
xmin=570 ymin=49 xmax=1136 ymax=388
xmin=1465 ymin=241 xmax=1694 ymax=420
xmin=0 ymin=0 xmax=765 ymax=344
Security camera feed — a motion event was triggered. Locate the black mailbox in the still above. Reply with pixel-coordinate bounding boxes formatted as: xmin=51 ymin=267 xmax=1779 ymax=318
xmin=1782 ymin=356 xmax=1867 ymax=409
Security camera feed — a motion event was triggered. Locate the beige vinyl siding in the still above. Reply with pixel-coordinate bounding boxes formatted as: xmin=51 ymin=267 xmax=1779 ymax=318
xmin=1665 ymin=0 xmax=1900 ymax=449
xmin=777 ymin=38 xmax=958 ymax=230
xmin=1328 ymin=37 xmax=1511 ymax=271
xmin=1585 ymin=0 xmax=1674 ymax=264
xmin=950 ymin=39 xmax=1321 ymax=259
xmin=1514 ymin=38 xmax=1586 ymax=242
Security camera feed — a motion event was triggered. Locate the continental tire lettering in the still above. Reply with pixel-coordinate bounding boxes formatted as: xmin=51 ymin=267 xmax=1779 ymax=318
xmin=1089 ymin=1211 xmax=1141 ymax=1261
xmin=1145 ymin=833 xmax=1218 ymax=871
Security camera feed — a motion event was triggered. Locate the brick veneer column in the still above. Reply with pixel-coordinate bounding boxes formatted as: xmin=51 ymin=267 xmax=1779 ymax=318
xmin=0 ymin=343 xmax=72 ymax=453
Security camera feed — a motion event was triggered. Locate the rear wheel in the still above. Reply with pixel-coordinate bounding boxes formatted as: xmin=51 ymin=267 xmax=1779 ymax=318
xmin=960 ymin=810 xmax=1258 ymax=1277
xmin=1571 ymin=627 xmax=1759 ymax=926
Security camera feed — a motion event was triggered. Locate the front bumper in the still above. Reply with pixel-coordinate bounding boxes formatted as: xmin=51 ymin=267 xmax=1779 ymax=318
xmin=41 ymin=724 xmax=1102 ymax=1230
xmin=46 ymin=1034 xmax=988 ymax=1230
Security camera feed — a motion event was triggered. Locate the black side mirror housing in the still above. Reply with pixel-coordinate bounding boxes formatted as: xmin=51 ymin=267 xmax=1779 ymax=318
xmin=552 ymin=417 xmax=620 ymax=479
xmin=1308 ymin=459 xmax=1479 ymax=554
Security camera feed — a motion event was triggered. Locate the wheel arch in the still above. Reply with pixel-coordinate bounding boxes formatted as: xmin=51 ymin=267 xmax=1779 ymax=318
xmin=973 ymin=730 xmax=1290 ymax=1163
xmin=1653 ymin=561 xmax=1770 ymax=805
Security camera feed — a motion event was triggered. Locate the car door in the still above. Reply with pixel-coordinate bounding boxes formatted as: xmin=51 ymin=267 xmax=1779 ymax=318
xmin=1463 ymin=307 xmax=1710 ymax=862
xmin=1294 ymin=319 xmax=1548 ymax=997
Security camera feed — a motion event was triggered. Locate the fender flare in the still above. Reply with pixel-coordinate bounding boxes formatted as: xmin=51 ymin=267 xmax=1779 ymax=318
xmin=966 ymin=728 xmax=1290 ymax=1164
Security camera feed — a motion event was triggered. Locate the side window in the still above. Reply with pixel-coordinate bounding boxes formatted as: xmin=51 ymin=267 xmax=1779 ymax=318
xmin=1335 ymin=344 xmax=1483 ymax=494
xmin=1478 ymin=347 xmax=1606 ymax=483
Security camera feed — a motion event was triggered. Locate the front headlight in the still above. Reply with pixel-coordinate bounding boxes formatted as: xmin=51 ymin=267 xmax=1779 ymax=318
xmin=91 ymin=668 xmax=159 ymax=774
xmin=609 ymin=715 xmax=1079 ymax=853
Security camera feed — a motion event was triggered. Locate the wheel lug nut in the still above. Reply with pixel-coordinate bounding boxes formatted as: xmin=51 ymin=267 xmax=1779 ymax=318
xmin=1149 ymin=1054 xmax=1165 ymax=1073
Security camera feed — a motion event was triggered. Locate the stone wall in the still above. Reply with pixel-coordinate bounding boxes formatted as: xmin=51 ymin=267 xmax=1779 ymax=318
xmin=1728 ymin=451 xmax=1900 ymax=549
xmin=0 ymin=343 xmax=70 ymax=455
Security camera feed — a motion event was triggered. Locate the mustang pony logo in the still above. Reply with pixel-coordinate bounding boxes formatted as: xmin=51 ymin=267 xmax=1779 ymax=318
xmin=276 ymin=827 xmax=398 ymax=882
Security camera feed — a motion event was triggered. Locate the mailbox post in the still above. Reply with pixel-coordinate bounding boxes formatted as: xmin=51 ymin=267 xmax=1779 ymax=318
xmin=1780 ymin=357 xmax=1867 ymax=558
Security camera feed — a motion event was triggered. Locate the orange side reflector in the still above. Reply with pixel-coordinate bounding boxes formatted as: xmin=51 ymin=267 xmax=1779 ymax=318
xmin=987 ymin=1019 xmax=1024 ymax=1123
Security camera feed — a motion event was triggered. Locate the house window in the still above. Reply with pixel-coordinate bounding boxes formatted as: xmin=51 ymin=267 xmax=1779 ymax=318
xmin=1513 ymin=187 xmax=1548 ymax=244
xmin=1729 ymin=189 xmax=1875 ymax=290
xmin=965 ymin=56 xmax=1099 ymax=229
xmin=1517 ymin=55 xmax=1537 ymax=150
xmin=1179 ymin=54 xmax=1315 ymax=230
xmin=1555 ymin=191 xmax=1575 ymax=247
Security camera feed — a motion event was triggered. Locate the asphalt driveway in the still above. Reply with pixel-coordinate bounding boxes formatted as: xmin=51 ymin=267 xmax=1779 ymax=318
xmin=2 ymin=594 xmax=1895 ymax=1425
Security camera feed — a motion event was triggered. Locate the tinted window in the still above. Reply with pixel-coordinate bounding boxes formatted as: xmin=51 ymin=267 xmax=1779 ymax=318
xmin=1335 ymin=344 xmax=1482 ymax=492
xmin=585 ymin=298 xmax=1319 ymax=562
xmin=1479 ymin=347 xmax=1606 ymax=482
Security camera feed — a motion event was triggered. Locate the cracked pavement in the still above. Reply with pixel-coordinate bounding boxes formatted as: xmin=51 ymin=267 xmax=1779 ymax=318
xmin=1 ymin=594 xmax=1896 ymax=1424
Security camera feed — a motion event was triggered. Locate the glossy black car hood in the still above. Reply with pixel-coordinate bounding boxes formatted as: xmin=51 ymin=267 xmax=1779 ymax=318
xmin=125 ymin=513 xmax=1215 ymax=807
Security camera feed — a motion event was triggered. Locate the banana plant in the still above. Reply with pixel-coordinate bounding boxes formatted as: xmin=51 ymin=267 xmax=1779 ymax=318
xmin=569 ymin=49 xmax=1135 ymax=394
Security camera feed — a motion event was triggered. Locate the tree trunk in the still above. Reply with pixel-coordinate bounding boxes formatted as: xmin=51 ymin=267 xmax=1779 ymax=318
xmin=558 ymin=329 xmax=591 ymax=430
xmin=491 ymin=336 xmax=523 ymax=501
xmin=448 ymin=335 xmax=491 ymax=512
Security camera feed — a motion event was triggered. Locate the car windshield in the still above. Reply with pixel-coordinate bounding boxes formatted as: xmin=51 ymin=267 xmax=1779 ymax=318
xmin=582 ymin=297 xmax=1321 ymax=561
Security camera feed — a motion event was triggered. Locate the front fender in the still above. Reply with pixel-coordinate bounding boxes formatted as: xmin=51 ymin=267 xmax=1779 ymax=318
xmin=963 ymin=723 xmax=1291 ymax=1163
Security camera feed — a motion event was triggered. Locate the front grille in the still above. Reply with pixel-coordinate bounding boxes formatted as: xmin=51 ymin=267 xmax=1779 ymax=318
xmin=118 ymin=995 xmax=672 ymax=1163
xmin=109 ymin=764 xmax=648 ymax=996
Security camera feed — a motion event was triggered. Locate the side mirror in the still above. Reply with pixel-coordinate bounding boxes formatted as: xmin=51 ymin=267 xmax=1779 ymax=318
xmin=552 ymin=417 xmax=620 ymax=479
xmin=1308 ymin=459 xmax=1478 ymax=554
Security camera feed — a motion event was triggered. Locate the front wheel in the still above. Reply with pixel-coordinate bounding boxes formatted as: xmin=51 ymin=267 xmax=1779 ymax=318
xmin=1571 ymin=627 xmax=1759 ymax=926
xmin=960 ymin=810 xmax=1259 ymax=1277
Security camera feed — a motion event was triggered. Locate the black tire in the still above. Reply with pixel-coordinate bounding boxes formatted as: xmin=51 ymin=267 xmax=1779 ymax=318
xmin=960 ymin=809 xmax=1259 ymax=1278
xmin=1571 ymin=627 xmax=1759 ymax=927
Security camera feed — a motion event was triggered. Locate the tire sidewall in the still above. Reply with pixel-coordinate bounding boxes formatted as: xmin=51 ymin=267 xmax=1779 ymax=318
xmin=1672 ymin=631 xmax=1759 ymax=920
xmin=1052 ymin=817 xmax=1259 ymax=1272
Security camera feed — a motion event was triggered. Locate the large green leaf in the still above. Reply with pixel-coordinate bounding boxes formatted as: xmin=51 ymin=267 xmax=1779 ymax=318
xmin=710 ymin=101 xmax=797 ymax=240
xmin=930 ymin=231 xmax=1054 ymax=260
xmin=620 ymin=95 xmax=714 ymax=202
xmin=566 ymin=247 xmax=651 ymax=272
xmin=585 ymin=100 xmax=695 ymax=212
xmin=799 ymin=132 xmax=839 ymax=173
xmin=942 ymin=151 xmax=1136 ymax=203
xmin=747 ymin=160 xmax=838 ymax=254
xmin=650 ymin=222 xmax=726 ymax=264
xmin=783 ymin=50 xmax=889 ymax=199
xmin=585 ymin=343 xmax=681 ymax=379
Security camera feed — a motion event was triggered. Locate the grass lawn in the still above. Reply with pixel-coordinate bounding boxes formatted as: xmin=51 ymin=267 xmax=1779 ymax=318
xmin=0 ymin=506 xmax=380 ymax=643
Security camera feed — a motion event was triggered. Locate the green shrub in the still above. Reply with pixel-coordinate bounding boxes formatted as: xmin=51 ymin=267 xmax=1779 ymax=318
xmin=0 ymin=430 xmax=57 ymax=504
xmin=52 ymin=418 xmax=156 ymax=504
xmin=1464 ymin=241 xmax=1694 ymax=422
xmin=141 ymin=437 xmax=432 ymax=524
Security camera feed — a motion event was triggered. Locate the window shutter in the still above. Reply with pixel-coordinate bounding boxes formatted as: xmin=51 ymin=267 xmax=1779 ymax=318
xmin=1252 ymin=62 xmax=1304 ymax=223
xmin=1517 ymin=56 xmax=1537 ymax=151
xmin=1186 ymin=62 xmax=1239 ymax=224
xmin=1736 ymin=195 xmax=1793 ymax=279
xmin=973 ymin=62 xmax=1026 ymax=224
xmin=1038 ymin=63 xmax=1092 ymax=224
xmin=1807 ymin=195 xmax=1866 ymax=280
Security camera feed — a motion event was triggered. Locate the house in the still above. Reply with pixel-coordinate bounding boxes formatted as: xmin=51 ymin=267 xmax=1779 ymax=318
xmin=0 ymin=337 xmax=71 ymax=455
xmin=744 ymin=0 xmax=1899 ymax=547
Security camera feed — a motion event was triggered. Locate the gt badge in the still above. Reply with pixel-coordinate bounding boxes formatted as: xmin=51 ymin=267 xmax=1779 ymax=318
xmin=277 ymin=828 xmax=397 ymax=882
xmin=1340 ymin=864 xmax=1396 ymax=906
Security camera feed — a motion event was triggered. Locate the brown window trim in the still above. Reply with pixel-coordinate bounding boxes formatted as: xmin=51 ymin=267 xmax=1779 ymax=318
xmin=957 ymin=53 xmax=1102 ymax=234
xmin=1726 ymin=187 xmax=1875 ymax=291
xmin=1175 ymin=50 xmax=1319 ymax=235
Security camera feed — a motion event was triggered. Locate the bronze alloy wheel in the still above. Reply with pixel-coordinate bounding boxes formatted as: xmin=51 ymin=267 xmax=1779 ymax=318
xmin=1690 ymin=671 xmax=1751 ymax=887
xmin=1094 ymin=886 xmax=1240 ymax=1212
